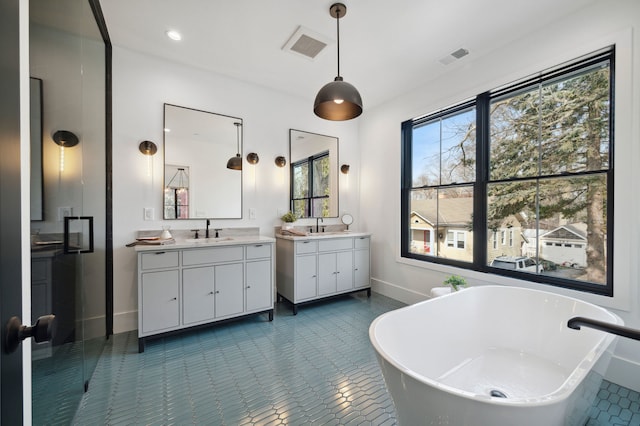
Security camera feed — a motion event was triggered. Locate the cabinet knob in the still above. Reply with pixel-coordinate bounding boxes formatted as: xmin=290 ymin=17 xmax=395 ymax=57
xmin=246 ymin=285 xmax=251 ymax=289
xmin=312 ymin=275 xmax=317 ymax=278
xmin=170 ymin=297 xmax=177 ymax=301
xmin=215 ymin=290 xmax=220 ymax=294
xmin=208 ymin=291 xmax=214 ymax=295
xmin=355 ymin=268 xmax=359 ymax=271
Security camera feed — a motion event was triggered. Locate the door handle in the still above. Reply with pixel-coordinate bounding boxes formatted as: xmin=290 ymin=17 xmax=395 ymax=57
xmin=4 ymin=315 xmax=56 ymax=354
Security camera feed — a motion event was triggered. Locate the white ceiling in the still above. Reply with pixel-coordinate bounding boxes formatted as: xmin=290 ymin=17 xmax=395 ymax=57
xmin=99 ymin=0 xmax=598 ymax=110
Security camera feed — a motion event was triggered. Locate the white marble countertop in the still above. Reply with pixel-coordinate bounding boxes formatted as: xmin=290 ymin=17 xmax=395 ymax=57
xmin=134 ymin=235 xmax=275 ymax=252
xmin=275 ymin=231 xmax=371 ymax=241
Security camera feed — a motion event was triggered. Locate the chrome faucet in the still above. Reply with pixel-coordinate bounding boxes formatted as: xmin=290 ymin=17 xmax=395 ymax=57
xmin=205 ymin=219 xmax=210 ymax=238
xmin=316 ymin=217 xmax=323 ymax=233
xmin=568 ymin=316 xmax=640 ymax=341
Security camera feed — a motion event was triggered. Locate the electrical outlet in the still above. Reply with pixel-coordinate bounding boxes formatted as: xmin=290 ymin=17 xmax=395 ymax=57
xmin=58 ymin=206 xmax=72 ymax=221
xmin=144 ymin=207 xmax=154 ymax=221
xmin=249 ymin=208 xmax=256 ymax=220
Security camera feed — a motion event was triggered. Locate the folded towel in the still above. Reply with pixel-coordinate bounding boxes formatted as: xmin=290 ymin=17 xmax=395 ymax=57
xmin=126 ymin=238 xmax=175 ymax=247
xmin=282 ymin=229 xmax=308 ymax=236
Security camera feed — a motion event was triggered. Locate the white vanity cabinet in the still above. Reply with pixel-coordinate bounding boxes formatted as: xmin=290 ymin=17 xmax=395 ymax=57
xmin=137 ymin=238 xmax=274 ymax=352
xmin=276 ymin=233 xmax=371 ymax=314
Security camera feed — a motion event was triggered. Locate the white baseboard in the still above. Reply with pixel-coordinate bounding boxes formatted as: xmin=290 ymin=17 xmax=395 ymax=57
xmin=371 ymin=278 xmax=428 ymax=305
xmin=113 ymin=310 xmax=137 ymax=334
xmin=83 ymin=315 xmax=106 ymax=340
xmin=606 ymin=354 xmax=640 ymax=392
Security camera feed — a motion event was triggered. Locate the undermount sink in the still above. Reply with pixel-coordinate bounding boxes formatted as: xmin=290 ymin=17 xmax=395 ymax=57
xmin=306 ymin=231 xmax=351 ymax=236
xmin=184 ymin=237 xmax=233 ymax=243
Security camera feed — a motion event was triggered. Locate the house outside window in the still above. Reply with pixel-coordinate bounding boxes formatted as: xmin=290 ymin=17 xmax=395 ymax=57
xmin=401 ymin=49 xmax=613 ymax=296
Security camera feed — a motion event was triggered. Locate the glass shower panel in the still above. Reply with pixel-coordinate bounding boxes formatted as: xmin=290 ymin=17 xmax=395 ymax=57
xmin=30 ymin=0 xmax=106 ymax=422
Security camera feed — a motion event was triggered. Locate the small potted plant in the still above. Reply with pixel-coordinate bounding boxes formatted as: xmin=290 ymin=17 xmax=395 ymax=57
xmin=280 ymin=211 xmax=298 ymax=231
xmin=443 ymin=275 xmax=467 ymax=292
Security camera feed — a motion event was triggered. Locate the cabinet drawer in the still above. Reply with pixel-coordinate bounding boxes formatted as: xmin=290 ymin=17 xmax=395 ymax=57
xmin=246 ymin=243 xmax=271 ymax=259
xmin=296 ymin=240 xmax=317 ymax=254
xmin=183 ymin=246 xmax=244 ymax=266
xmin=354 ymin=236 xmax=370 ymax=249
xmin=319 ymin=238 xmax=353 ymax=252
xmin=140 ymin=251 xmax=179 ymax=270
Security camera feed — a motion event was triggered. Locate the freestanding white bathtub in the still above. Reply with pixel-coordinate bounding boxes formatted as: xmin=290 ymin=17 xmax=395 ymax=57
xmin=369 ymin=285 xmax=622 ymax=426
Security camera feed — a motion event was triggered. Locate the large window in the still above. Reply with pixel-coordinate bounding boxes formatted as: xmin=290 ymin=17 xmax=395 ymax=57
xmin=401 ymin=50 xmax=613 ymax=295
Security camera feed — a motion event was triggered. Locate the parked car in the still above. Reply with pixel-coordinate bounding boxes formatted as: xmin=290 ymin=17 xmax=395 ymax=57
xmin=490 ymin=256 xmax=544 ymax=273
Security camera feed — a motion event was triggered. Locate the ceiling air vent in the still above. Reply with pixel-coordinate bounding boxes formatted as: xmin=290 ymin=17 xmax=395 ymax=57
xmin=439 ymin=48 xmax=470 ymax=65
xmin=282 ymin=26 xmax=331 ymax=60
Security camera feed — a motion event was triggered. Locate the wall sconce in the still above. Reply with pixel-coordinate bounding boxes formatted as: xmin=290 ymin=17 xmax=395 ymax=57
xmin=138 ymin=140 xmax=157 ymax=156
xmin=246 ymin=152 xmax=259 ymax=165
xmin=341 ymin=164 xmax=350 ymax=174
xmin=275 ymin=156 xmax=287 ymax=167
xmin=52 ymin=130 xmax=79 ymax=172
xmin=226 ymin=122 xmax=243 ymax=170
xmin=139 ymin=140 xmax=157 ymax=177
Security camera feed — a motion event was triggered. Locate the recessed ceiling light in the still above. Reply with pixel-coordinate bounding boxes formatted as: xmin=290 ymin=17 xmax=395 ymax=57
xmin=166 ymin=30 xmax=182 ymax=41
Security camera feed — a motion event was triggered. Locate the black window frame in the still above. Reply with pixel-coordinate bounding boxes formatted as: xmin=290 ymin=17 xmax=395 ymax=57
xmin=401 ymin=49 xmax=614 ymax=296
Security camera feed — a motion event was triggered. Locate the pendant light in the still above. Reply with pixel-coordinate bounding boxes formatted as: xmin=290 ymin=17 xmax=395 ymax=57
xmin=226 ymin=122 xmax=242 ymax=170
xmin=313 ymin=3 xmax=362 ymax=121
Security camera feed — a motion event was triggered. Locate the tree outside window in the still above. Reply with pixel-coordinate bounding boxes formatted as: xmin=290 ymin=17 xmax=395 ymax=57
xmin=401 ymin=50 xmax=613 ymax=295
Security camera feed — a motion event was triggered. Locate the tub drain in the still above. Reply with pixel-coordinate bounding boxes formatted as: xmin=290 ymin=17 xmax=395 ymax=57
xmin=490 ymin=389 xmax=508 ymax=398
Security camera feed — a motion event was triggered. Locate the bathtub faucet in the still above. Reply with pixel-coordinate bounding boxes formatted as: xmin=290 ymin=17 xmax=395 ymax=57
xmin=567 ymin=316 xmax=640 ymax=341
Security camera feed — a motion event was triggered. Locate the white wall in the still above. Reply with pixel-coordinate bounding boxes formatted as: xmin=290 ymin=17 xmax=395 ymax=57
xmin=112 ymin=47 xmax=361 ymax=332
xmin=359 ymin=0 xmax=640 ymax=391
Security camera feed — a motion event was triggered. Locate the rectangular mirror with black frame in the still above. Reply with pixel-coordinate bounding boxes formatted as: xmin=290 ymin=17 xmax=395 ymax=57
xmin=163 ymin=104 xmax=243 ymax=219
xmin=289 ymin=129 xmax=339 ymax=218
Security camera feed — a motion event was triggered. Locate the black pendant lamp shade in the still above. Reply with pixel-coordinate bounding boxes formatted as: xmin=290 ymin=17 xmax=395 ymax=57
xmin=313 ymin=3 xmax=363 ymax=121
xmin=227 ymin=122 xmax=243 ymax=170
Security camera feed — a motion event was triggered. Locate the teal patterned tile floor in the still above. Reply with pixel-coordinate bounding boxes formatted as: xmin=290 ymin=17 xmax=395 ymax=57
xmin=68 ymin=293 xmax=639 ymax=425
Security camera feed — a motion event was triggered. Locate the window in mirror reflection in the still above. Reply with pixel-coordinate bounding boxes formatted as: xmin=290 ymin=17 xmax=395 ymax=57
xmin=292 ymin=152 xmax=331 ymax=217
xmin=164 ymin=165 xmax=190 ymax=219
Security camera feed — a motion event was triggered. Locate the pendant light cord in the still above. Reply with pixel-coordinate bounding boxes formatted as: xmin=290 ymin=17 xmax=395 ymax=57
xmin=336 ymin=8 xmax=341 ymax=78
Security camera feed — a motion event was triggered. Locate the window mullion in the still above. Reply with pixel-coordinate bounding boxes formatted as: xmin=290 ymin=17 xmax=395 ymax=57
xmin=474 ymin=92 xmax=490 ymax=269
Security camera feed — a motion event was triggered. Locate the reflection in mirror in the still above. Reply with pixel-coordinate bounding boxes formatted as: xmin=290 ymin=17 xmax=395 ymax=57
xmin=30 ymin=77 xmax=44 ymax=221
xmin=163 ymin=104 xmax=242 ymax=219
xmin=164 ymin=165 xmax=190 ymax=219
xmin=289 ymin=129 xmax=338 ymax=218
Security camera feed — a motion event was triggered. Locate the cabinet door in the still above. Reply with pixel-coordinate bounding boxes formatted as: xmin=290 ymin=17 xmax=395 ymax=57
xmin=215 ymin=263 xmax=244 ymax=318
xmin=295 ymin=255 xmax=317 ymax=301
xmin=246 ymin=260 xmax=272 ymax=312
xmin=318 ymin=253 xmax=336 ymax=296
xmin=354 ymin=249 xmax=370 ymax=289
xmin=182 ymin=266 xmax=215 ymax=325
xmin=336 ymin=251 xmax=354 ymax=292
xmin=141 ymin=270 xmax=179 ymax=334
